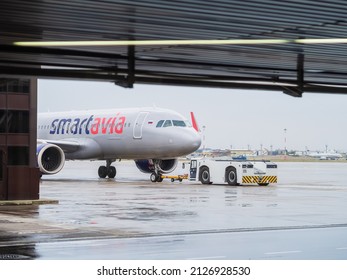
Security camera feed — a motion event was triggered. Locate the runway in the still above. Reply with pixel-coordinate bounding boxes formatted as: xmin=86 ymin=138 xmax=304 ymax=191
xmin=0 ymin=160 xmax=347 ymax=259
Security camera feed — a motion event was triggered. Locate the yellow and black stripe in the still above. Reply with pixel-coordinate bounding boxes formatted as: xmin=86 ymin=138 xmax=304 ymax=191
xmin=242 ymin=176 xmax=259 ymax=184
xmin=259 ymin=176 xmax=277 ymax=184
xmin=242 ymin=176 xmax=277 ymax=184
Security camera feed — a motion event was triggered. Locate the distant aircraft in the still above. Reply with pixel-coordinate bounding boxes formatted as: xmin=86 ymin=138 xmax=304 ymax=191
xmin=306 ymin=151 xmax=342 ymax=160
xmin=37 ymin=107 xmax=201 ymax=181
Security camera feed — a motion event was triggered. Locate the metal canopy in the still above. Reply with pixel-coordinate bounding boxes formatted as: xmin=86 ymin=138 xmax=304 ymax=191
xmin=2 ymin=0 xmax=347 ymax=96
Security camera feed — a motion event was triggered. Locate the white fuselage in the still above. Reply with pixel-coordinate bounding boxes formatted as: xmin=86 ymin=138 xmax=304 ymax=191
xmin=38 ymin=107 xmax=201 ymax=160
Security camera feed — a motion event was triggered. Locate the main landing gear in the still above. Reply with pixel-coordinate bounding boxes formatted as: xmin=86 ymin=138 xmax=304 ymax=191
xmin=98 ymin=159 xmax=116 ymax=178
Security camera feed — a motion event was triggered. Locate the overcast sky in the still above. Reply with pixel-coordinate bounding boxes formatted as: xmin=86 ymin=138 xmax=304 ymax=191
xmin=38 ymin=79 xmax=347 ymax=152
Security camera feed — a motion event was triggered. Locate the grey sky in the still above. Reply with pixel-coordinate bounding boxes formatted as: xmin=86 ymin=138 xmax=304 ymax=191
xmin=38 ymin=79 xmax=347 ymax=152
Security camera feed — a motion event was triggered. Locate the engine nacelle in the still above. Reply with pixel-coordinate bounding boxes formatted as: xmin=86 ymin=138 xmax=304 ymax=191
xmin=37 ymin=143 xmax=65 ymax=175
xmin=135 ymin=159 xmax=178 ymax=174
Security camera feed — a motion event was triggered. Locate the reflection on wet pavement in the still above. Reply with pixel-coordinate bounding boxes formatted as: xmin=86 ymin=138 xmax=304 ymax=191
xmin=0 ymin=161 xmax=347 ymax=259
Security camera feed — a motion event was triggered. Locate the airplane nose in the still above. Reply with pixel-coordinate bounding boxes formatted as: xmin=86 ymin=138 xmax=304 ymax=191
xmin=166 ymin=128 xmax=202 ymax=156
xmin=191 ymin=131 xmax=202 ymax=150
xmin=184 ymin=130 xmax=201 ymax=154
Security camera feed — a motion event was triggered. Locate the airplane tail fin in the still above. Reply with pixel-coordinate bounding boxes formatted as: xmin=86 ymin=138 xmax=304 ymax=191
xmin=190 ymin=112 xmax=199 ymax=132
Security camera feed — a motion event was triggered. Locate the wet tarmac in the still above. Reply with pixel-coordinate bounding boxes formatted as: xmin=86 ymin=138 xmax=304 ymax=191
xmin=0 ymin=160 xmax=347 ymax=259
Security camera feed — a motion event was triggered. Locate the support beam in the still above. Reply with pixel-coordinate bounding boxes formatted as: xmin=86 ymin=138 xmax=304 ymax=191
xmin=297 ymin=53 xmax=304 ymax=95
xmin=114 ymin=46 xmax=135 ymax=88
xmin=127 ymin=45 xmax=135 ymax=88
xmin=283 ymin=53 xmax=304 ymax=97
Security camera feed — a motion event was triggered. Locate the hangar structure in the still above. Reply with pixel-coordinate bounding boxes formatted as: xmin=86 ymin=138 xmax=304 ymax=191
xmin=2 ymin=0 xmax=347 ymax=95
xmin=1 ymin=0 xmax=347 ymax=200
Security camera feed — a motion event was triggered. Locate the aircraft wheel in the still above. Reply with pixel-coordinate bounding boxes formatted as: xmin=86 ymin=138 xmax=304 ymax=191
xmin=226 ymin=167 xmax=237 ymax=186
xmin=150 ymin=172 xmax=159 ymax=182
xmin=108 ymin=166 xmax=116 ymax=178
xmin=200 ymin=167 xmax=210 ymax=184
xmin=98 ymin=166 xmax=108 ymax=178
xmin=157 ymin=176 xmax=163 ymax=182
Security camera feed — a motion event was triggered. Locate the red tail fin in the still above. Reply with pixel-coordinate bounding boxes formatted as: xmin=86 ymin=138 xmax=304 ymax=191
xmin=190 ymin=112 xmax=199 ymax=132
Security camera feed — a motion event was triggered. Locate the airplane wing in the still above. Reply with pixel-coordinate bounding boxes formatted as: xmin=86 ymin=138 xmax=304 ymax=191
xmin=37 ymin=139 xmax=80 ymax=153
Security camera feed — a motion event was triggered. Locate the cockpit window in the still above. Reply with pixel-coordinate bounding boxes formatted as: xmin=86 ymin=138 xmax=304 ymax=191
xmin=163 ymin=120 xmax=172 ymax=127
xmin=172 ymin=120 xmax=186 ymax=127
xmin=157 ymin=120 xmax=188 ymax=128
xmin=156 ymin=120 xmax=164 ymax=127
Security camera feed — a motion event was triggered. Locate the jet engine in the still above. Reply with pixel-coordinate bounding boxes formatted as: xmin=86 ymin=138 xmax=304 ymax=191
xmin=135 ymin=159 xmax=178 ymax=174
xmin=37 ymin=143 xmax=65 ymax=174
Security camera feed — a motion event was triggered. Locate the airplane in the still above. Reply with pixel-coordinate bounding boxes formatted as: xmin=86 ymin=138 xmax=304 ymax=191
xmin=37 ymin=107 xmax=201 ymax=182
xmin=306 ymin=150 xmax=342 ymax=160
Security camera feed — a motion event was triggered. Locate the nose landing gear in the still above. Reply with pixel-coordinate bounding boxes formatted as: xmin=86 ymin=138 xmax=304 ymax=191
xmin=150 ymin=172 xmax=163 ymax=182
xmin=150 ymin=160 xmax=164 ymax=182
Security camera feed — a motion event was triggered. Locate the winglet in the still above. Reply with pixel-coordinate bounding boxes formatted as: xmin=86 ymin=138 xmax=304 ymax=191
xmin=190 ymin=112 xmax=199 ymax=132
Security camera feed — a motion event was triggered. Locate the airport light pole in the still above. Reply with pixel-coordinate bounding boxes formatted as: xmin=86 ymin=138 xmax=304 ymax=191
xmin=202 ymin=125 xmax=206 ymax=152
xmin=260 ymin=143 xmax=263 ymax=156
xmin=284 ymin=128 xmax=287 ymax=160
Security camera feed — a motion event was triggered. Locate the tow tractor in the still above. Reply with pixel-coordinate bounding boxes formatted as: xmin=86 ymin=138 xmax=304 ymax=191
xmin=158 ymin=158 xmax=277 ymax=186
xmin=161 ymin=158 xmax=277 ymax=186
xmin=187 ymin=158 xmax=277 ymax=186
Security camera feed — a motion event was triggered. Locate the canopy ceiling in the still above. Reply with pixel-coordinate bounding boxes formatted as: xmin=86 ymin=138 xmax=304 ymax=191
xmin=2 ymin=0 xmax=347 ymax=96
